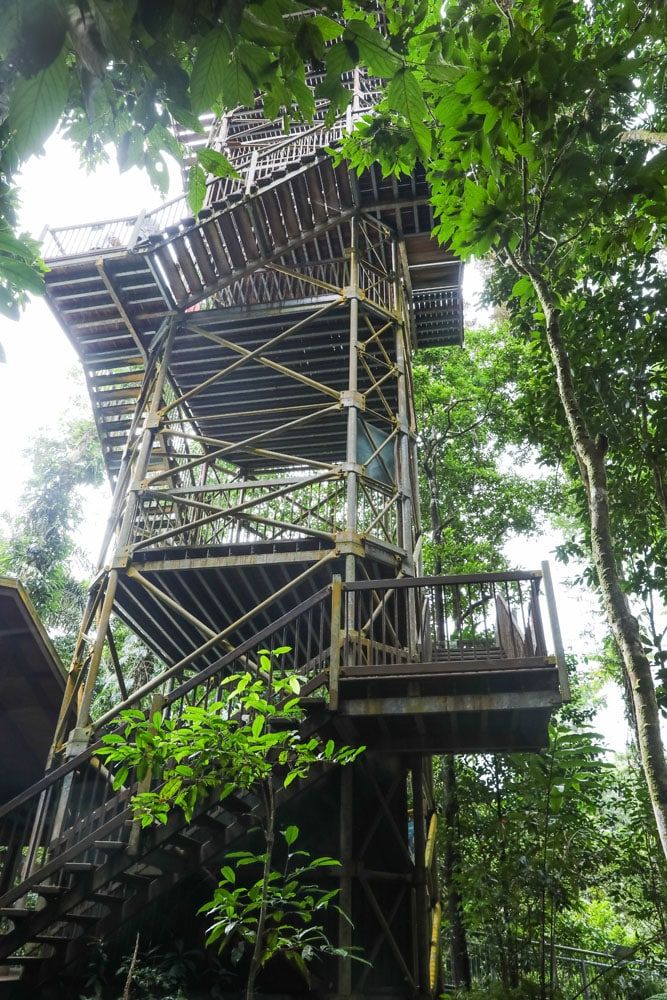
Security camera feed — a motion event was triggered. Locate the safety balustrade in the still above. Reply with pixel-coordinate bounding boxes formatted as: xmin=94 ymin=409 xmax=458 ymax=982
xmin=129 ymin=473 xmax=399 ymax=551
xmin=0 ymin=585 xmax=333 ymax=906
xmin=40 ymin=110 xmax=359 ymax=261
xmin=341 ymin=570 xmax=558 ymax=670
xmin=0 ymin=568 xmax=564 ymax=910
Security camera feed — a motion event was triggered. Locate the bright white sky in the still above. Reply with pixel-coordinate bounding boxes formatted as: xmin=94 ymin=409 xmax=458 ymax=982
xmin=0 ymin=133 xmax=629 ymax=751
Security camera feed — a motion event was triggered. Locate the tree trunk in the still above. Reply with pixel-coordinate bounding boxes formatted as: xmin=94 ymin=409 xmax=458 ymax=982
xmin=424 ymin=452 xmax=471 ymax=987
xmin=442 ymin=756 xmax=471 ymax=990
xmin=525 ymin=262 xmax=667 ymax=859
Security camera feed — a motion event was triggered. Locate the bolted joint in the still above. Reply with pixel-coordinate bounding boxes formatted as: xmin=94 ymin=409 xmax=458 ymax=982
xmin=65 ymin=726 xmax=92 ymax=757
xmin=111 ymin=549 xmax=131 ymax=569
xmin=340 ymin=390 xmax=365 ymax=411
xmin=335 ymin=531 xmax=365 ymax=558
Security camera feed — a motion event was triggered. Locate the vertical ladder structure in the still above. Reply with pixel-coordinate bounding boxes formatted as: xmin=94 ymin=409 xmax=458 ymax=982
xmin=0 ymin=67 xmax=566 ymax=997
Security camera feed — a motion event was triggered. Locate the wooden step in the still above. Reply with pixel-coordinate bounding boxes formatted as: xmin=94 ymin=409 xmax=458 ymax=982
xmin=200 ymin=216 xmax=231 ymax=278
xmin=233 ymin=206 xmax=261 ymax=260
xmin=113 ymin=870 xmax=152 ymax=887
xmin=290 ymin=173 xmax=314 ymax=230
xmin=259 ymin=190 xmax=288 ymax=249
xmin=151 ymin=241 xmax=189 ymax=304
xmin=217 ymin=213 xmax=246 ymax=270
xmin=170 ymin=236 xmax=204 ymax=298
xmin=185 ymin=228 xmax=218 ymax=286
xmin=305 ymin=165 xmax=328 ymax=226
xmin=91 ymin=891 xmax=125 ymax=907
xmin=93 ymin=840 xmax=126 ymax=854
xmin=33 ymin=934 xmax=70 ymax=947
xmin=63 ymin=863 xmax=96 ymax=875
xmin=275 ymin=183 xmax=302 ymax=240
xmin=59 ymin=912 xmax=99 ymax=926
xmin=33 ymin=885 xmax=64 ymax=899
xmin=0 ymin=908 xmax=32 ymax=921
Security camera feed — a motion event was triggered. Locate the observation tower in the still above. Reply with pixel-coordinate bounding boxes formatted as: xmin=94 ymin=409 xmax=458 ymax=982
xmin=0 ymin=63 xmax=566 ymax=998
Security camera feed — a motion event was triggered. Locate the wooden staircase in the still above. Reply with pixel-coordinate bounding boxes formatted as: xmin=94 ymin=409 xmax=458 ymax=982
xmin=0 ymin=571 xmax=565 ymax=993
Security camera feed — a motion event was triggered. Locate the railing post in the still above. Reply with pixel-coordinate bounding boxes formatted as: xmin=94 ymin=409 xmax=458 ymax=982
xmin=580 ymin=958 xmax=592 ymax=1000
xmin=541 ymin=561 xmax=571 ymax=701
xmin=530 ymin=576 xmax=548 ymax=656
xmin=127 ymin=208 xmax=147 ymax=249
xmin=330 ymin=575 xmax=343 ymax=711
xmin=245 ymin=149 xmax=259 ymax=194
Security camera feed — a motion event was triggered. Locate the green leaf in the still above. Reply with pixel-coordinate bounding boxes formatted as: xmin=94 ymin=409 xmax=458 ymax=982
xmin=311 ymin=15 xmax=344 ymax=41
xmin=220 ymin=865 xmax=236 ymax=883
xmin=89 ymin=0 xmax=137 ymax=59
xmin=511 ymin=275 xmax=534 ymax=303
xmin=288 ymin=675 xmax=301 ymax=694
xmin=0 ymin=257 xmax=45 ymax=296
xmin=454 ymin=70 xmax=485 ymax=95
xmin=483 ymin=106 xmax=501 ymax=134
xmin=424 ymin=58 xmax=465 ymax=84
xmin=345 ymin=20 xmax=402 ymax=77
xmin=169 ymin=105 xmax=204 ymax=133
xmin=283 ymin=824 xmax=299 ymax=846
xmin=191 ymin=26 xmax=230 ymax=113
xmin=8 ymin=48 xmax=69 ymax=162
xmin=187 ymin=163 xmax=207 ymax=214
xmin=386 ymin=68 xmax=432 ymax=159
xmin=117 ymin=126 xmax=145 ymax=172
xmin=251 ymin=714 xmax=265 ymax=737
xmin=221 ymin=56 xmax=255 ymax=107
xmin=196 ymin=147 xmax=239 ymax=179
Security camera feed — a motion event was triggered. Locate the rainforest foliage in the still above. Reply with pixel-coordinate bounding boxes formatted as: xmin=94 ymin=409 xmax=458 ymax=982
xmin=2 ymin=0 xmax=667 ymax=993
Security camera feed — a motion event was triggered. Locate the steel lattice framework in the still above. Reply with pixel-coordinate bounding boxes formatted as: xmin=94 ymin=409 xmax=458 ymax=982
xmin=0 ymin=64 xmax=566 ymax=1000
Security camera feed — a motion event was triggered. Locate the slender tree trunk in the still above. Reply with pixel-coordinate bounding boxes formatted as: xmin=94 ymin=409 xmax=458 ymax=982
xmin=442 ymin=756 xmax=471 ymax=990
xmin=246 ymin=778 xmax=276 ymax=1000
xmin=524 ymin=262 xmax=667 ymax=859
xmin=424 ymin=453 xmax=472 ymax=986
xmin=492 ymin=758 xmax=517 ymax=990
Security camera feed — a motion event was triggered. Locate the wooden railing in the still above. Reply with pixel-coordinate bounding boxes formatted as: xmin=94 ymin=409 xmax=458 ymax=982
xmin=0 ymin=586 xmax=333 ymax=904
xmin=0 ymin=567 xmax=566 ymax=906
xmin=40 ymin=111 xmax=361 ymax=261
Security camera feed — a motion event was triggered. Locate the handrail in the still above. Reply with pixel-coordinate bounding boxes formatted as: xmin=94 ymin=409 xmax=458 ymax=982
xmin=0 ymin=584 xmax=331 ymax=824
xmin=344 ymin=570 xmax=543 ymax=590
xmin=41 ymin=109 xmax=363 ymax=262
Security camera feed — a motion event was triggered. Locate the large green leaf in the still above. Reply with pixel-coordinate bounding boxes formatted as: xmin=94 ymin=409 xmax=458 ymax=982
xmin=191 ymin=26 xmax=230 ymax=113
xmin=386 ymin=68 xmax=432 ymax=159
xmin=222 ymin=56 xmax=255 ymax=108
xmin=311 ymin=14 xmax=344 ymax=41
xmin=187 ymin=162 xmax=207 ymax=214
xmin=197 ymin=147 xmax=239 ymax=179
xmin=89 ymin=0 xmax=137 ymax=59
xmin=345 ymin=19 xmax=402 ymax=77
xmin=8 ymin=48 xmax=70 ymax=162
